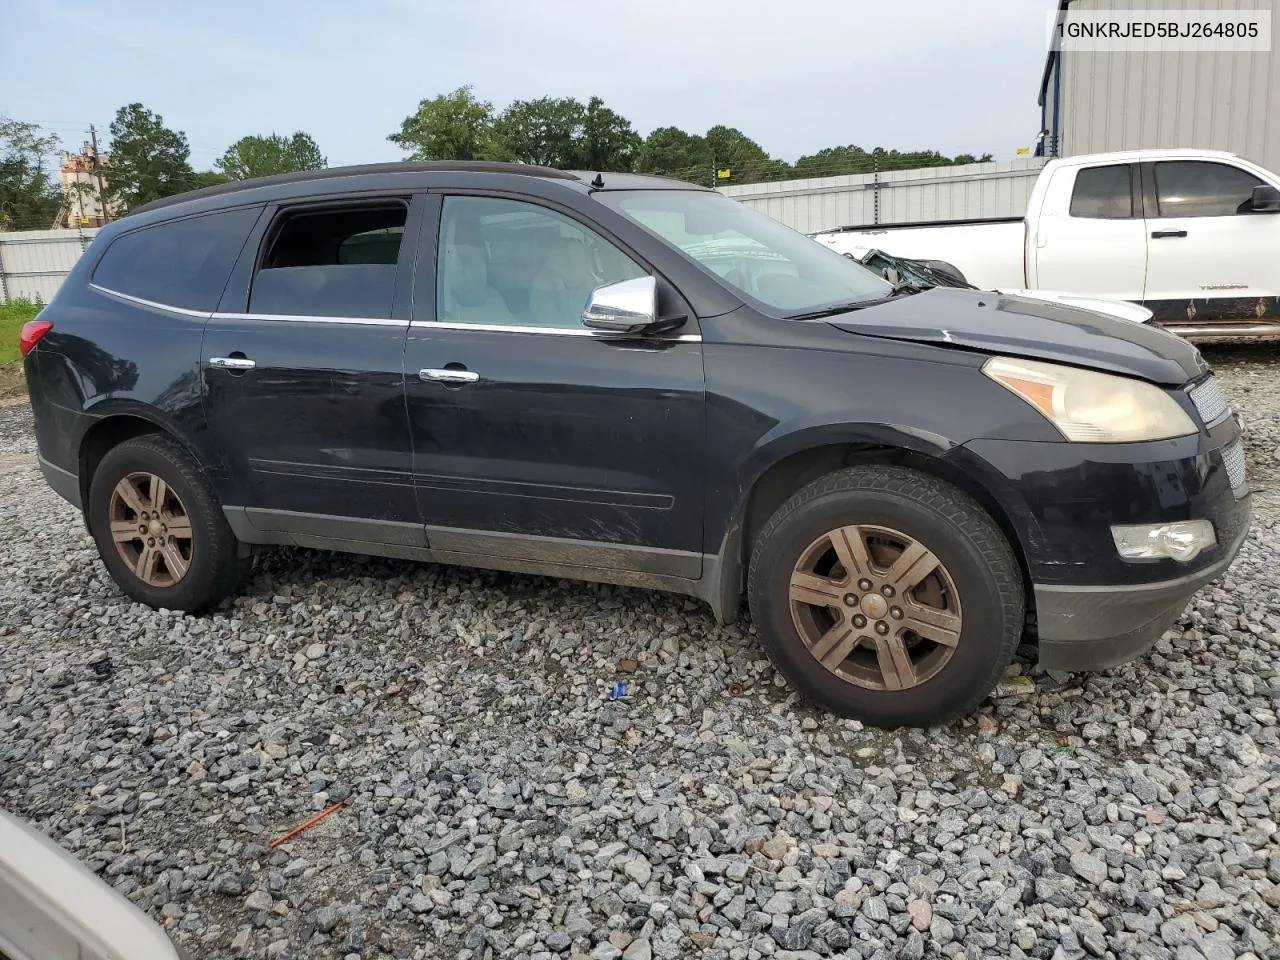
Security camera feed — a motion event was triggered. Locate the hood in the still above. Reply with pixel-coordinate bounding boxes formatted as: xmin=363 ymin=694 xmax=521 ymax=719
xmin=825 ymin=288 xmax=1205 ymax=385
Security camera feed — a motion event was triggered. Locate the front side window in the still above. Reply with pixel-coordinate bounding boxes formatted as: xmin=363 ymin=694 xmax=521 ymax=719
xmin=437 ymin=196 xmax=646 ymax=328
xmin=250 ymin=203 xmax=407 ymax=318
xmin=92 ymin=206 xmax=260 ymax=312
xmin=1154 ymin=161 xmax=1263 ymax=218
xmin=597 ymin=189 xmax=892 ymax=314
xmin=1069 ymin=165 xmax=1134 ymax=219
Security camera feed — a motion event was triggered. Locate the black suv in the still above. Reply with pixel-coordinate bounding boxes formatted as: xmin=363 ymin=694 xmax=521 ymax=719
xmin=21 ymin=162 xmax=1250 ymax=727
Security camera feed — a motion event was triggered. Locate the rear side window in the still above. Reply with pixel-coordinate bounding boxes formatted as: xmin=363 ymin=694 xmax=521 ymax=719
xmin=92 ymin=206 xmax=260 ymax=312
xmin=250 ymin=203 xmax=407 ymax=318
xmin=1154 ymin=161 xmax=1264 ymax=217
xmin=1069 ymin=165 xmax=1133 ymax=219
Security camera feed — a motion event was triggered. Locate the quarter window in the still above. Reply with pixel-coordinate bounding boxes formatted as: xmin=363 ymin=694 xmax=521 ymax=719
xmin=250 ymin=203 xmax=408 ymax=318
xmin=92 ymin=206 xmax=260 ymax=312
xmin=1154 ymin=161 xmax=1264 ymax=218
xmin=1069 ymin=165 xmax=1134 ymax=219
xmin=437 ymin=196 xmax=646 ymax=328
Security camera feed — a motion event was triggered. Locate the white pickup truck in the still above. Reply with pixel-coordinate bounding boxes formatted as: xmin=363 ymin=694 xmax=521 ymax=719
xmin=813 ymin=148 xmax=1280 ymax=338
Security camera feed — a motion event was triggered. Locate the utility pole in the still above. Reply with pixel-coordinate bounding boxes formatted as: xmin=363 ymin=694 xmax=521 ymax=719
xmin=89 ymin=124 xmax=110 ymax=224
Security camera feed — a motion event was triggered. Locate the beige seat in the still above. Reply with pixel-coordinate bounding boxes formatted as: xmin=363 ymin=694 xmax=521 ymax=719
xmin=440 ymin=243 xmax=518 ymax=325
xmin=528 ymin=237 xmax=598 ymax=327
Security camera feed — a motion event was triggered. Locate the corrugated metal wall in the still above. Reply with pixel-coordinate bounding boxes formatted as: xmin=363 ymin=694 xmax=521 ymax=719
xmin=718 ymin=158 xmax=1047 ymax=234
xmin=0 ymin=228 xmax=99 ymax=303
xmin=1054 ymin=0 xmax=1280 ymax=170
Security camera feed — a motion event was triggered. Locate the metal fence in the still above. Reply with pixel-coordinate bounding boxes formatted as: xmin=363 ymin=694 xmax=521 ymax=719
xmin=717 ymin=157 xmax=1048 ymax=235
xmin=0 ymin=227 xmax=100 ymax=303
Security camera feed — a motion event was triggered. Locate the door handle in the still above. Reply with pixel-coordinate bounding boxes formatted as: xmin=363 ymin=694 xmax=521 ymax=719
xmin=1151 ymin=229 xmax=1188 ymax=239
xmin=419 ymin=368 xmax=480 ymax=384
xmin=209 ymin=356 xmax=257 ymax=371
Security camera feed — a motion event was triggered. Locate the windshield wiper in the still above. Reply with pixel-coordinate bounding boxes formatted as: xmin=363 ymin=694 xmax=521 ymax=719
xmin=788 ymin=286 xmax=917 ymax=320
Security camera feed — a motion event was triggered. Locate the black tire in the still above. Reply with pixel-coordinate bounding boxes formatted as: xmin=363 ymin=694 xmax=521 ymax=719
xmin=747 ymin=465 xmax=1024 ymax=728
xmin=87 ymin=434 xmax=251 ymax=612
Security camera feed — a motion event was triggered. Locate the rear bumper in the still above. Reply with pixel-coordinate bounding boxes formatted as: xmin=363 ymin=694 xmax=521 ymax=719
xmin=1033 ymin=501 xmax=1250 ymax=671
xmin=39 ymin=454 xmax=80 ymax=509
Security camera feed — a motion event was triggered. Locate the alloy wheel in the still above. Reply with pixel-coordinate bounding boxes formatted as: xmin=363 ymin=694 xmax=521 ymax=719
xmin=788 ymin=524 xmax=963 ymax=690
xmin=107 ymin=472 xmax=193 ymax=587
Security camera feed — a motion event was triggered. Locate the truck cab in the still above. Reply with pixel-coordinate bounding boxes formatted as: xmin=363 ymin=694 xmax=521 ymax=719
xmin=1028 ymin=149 xmax=1280 ymax=333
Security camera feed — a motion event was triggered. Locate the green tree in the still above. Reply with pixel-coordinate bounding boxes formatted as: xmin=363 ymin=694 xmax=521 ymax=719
xmin=216 ymin=132 xmax=326 ymax=180
xmin=0 ymin=117 xmax=62 ymax=230
xmin=571 ymin=96 xmax=639 ymax=171
xmin=389 ymin=85 xmax=506 ymax=161
xmin=704 ymin=125 xmax=789 ymax=184
xmin=952 ymin=152 xmax=995 ymax=165
xmin=105 ymin=103 xmax=195 ymax=209
xmin=494 ymin=97 xmax=584 ymax=168
xmin=793 ymin=144 xmax=995 ymax=178
xmin=193 ymin=170 xmax=232 ymax=188
xmin=637 ymin=126 xmax=712 ymax=180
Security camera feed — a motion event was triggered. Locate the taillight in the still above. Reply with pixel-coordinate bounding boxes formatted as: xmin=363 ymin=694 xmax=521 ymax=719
xmin=19 ymin=320 xmax=53 ymax=357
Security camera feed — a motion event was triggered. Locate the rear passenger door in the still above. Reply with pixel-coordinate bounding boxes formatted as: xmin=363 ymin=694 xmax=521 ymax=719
xmin=403 ymin=192 xmax=706 ymax=577
xmin=201 ymin=194 xmax=424 ymax=544
xmin=1032 ymin=162 xmax=1148 ymax=301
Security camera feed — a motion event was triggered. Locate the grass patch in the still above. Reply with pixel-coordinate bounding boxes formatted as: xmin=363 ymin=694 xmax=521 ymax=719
xmin=0 ymin=298 xmax=43 ymax=366
xmin=0 ymin=298 xmax=42 ymax=398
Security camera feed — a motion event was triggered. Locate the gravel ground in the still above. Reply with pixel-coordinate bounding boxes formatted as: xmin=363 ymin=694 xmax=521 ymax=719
xmin=2 ymin=344 xmax=1279 ymax=960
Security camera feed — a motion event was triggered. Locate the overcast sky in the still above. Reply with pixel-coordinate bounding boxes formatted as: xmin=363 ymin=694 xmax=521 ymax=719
xmin=4 ymin=0 xmax=1057 ymax=170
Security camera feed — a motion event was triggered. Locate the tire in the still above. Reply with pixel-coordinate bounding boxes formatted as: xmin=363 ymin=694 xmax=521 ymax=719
xmin=747 ymin=465 xmax=1024 ymax=728
xmin=87 ymin=434 xmax=251 ymax=612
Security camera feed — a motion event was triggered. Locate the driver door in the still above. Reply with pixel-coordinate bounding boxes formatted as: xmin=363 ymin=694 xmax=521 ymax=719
xmin=404 ymin=192 xmax=707 ymax=578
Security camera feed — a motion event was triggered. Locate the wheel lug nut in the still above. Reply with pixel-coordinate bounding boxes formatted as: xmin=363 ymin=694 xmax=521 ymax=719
xmin=875 ymin=621 xmax=889 ymax=635
xmin=891 ymin=607 xmax=903 ymax=620
xmin=147 ymin=537 xmax=155 ymax=546
xmin=138 ymin=525 xmax=147 ymax=534
xmin=858 ymin=579 xmax=872 ymax=591
xmin=853 ymin=615 xmax=867 ymax=629
xmin=881 ymin=585 xmax=895 ymax=598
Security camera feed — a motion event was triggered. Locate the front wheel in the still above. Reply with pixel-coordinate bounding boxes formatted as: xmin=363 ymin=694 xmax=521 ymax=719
xmin=747 ymin=466 xmax=1024 ymax=728
xmin=87 ymin=435 xmax=251 ymax=612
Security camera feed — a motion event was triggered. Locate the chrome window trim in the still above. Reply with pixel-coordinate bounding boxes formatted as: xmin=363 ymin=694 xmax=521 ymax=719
xmin=212 ymin=312 xmax=406 ymax=327
xmin=88 ymin=284 xmax=700 ymax=338
xmin=410 ymin=320 xmax=701 ymax=342
xmin=89 ymin=284 xmax=407 ymax=326
xmin=89 ymin=283 xmax=211 ymax=319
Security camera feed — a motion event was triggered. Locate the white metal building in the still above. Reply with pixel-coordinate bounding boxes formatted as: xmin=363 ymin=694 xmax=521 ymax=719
xmin=719 ymin=158 xmax=1046 ymax=235
xmin=1040 ymin=0 xmax=1280 ymax=170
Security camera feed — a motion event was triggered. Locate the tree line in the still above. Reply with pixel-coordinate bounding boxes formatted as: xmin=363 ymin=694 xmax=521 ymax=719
xmin=1 ymin=89 xmax=992 ymax=229
xmin=392 ymin=86 xmax=993 ymax=186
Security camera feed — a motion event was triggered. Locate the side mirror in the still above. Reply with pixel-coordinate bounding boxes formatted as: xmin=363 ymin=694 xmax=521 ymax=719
xmin=582 ymin=276 xmax=662 ymax=334
xmin=1250 ymin=184 xmax=1280 ymax=212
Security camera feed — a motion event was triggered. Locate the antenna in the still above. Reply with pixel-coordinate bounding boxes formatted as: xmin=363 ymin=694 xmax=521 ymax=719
xmin=590 ymin=173 xmax=605 ymax=189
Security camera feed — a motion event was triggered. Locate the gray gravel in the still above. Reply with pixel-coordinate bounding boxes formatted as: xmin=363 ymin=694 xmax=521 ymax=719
xmin=2 ymin=344 xmax=1280 ymax=960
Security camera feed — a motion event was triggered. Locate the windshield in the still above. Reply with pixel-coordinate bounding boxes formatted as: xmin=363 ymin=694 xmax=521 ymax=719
xmin=597 ymin=190 xmax=893 ymax=315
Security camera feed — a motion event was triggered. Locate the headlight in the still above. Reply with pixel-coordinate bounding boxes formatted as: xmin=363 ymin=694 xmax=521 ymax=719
xmin=982 ymin=356 xmax=1197 ymax=442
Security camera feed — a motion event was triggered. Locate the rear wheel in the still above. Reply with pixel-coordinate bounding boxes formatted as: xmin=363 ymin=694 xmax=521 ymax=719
xmin=748 ymin=466 xmax=1023 ymax=728
xmin=87 ymin=435 xmax=251 ymax=612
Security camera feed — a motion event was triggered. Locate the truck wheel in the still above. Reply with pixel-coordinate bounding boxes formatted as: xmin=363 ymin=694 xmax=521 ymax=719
xmin=747 ymin=466 xmax=1024 ymax=728
xmin=87 ymin=435 xmax=251 ymax=612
